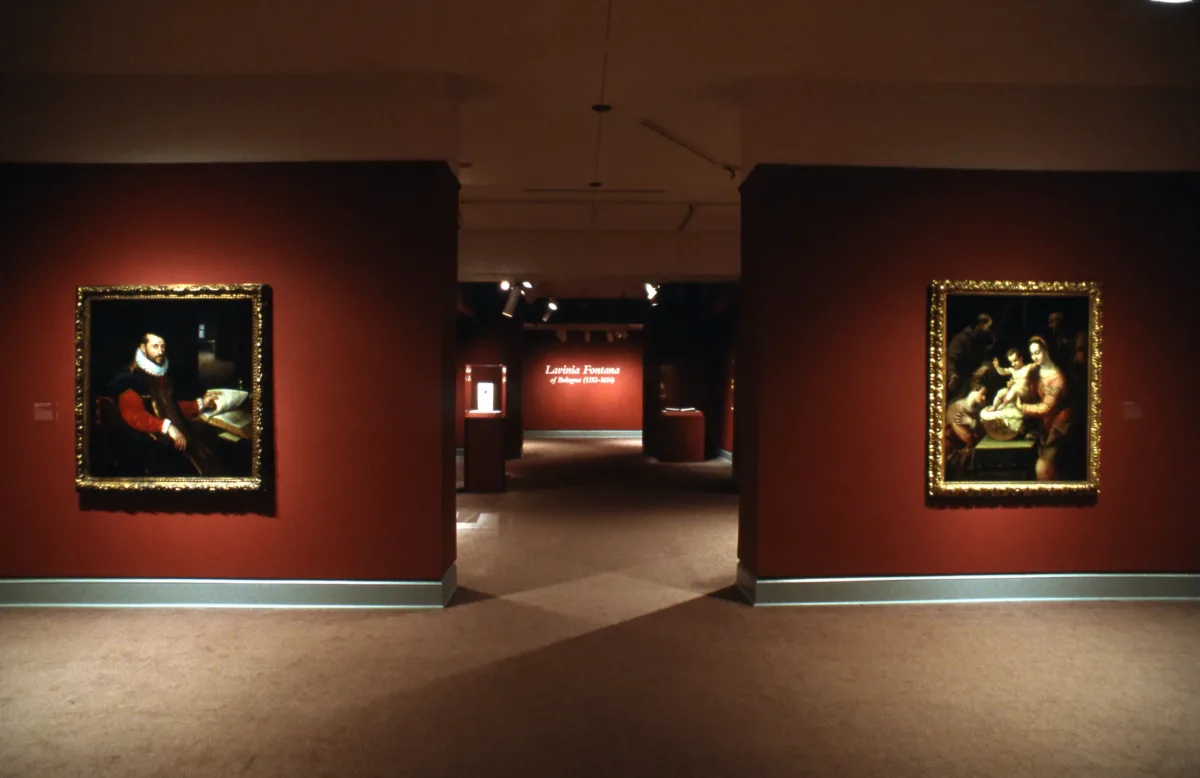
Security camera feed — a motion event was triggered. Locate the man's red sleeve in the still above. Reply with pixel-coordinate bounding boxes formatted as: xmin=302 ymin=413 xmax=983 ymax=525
xmin=178 ymin=399 xmax=201 ymax=418
xmin=118 ymin=389 xmax=165 ymax=434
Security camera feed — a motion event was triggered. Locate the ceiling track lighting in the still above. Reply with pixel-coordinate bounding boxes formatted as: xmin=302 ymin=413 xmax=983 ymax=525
xmin=499 ymin=280 xmax=535 ymax=315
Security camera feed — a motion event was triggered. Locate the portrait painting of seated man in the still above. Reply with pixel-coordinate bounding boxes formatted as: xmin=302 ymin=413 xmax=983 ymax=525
xmin=77 ymin=286 xmax=267 ymax=492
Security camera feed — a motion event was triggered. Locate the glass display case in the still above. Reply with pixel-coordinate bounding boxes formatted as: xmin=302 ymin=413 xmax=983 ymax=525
xmin=463 ymin=363 xmax=507 ymax=492
xmin=465 ymin=364 xmax=507 ymax=417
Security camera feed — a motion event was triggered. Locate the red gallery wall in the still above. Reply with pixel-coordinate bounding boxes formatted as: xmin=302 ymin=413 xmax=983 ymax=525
xmin=0 ymin=163 xmax=458 ymax=581
xmin=739 ymin=166 xmax=1200 ymax=578
xmin=523 ymin=333 xmax=644 ymax=431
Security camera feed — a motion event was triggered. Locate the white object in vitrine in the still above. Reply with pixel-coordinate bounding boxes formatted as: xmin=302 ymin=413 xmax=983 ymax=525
xmin=477 ymin=382 xmax=495 ymax=413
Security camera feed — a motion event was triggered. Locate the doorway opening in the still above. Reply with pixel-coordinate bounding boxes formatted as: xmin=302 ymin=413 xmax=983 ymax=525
xmin=453 ymin=280 xmax=740 ymax=606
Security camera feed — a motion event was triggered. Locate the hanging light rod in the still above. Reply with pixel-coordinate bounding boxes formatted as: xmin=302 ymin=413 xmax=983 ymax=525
xmin=678 ymin=204 xmax=697 ymax=232
xmin=641 ymin=119 xmax=740 ymax=180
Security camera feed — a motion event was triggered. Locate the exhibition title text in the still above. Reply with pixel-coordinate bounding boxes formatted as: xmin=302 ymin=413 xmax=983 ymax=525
xmin=545 ymin=365 xmax=621 ymax=375
xmin=545 ymin=364 xmax=620 ymax=386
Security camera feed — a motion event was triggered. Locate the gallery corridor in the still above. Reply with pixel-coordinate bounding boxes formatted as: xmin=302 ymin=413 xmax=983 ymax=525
xmin=1 ymin=440 xmax=1197 ymax=777
xmin=455 ymin=437 xmax=739 ymax=615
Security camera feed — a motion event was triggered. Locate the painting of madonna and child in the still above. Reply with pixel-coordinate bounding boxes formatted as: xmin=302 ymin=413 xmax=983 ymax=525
xmin=930 ymin=281 xmax=1100 ymax=496
xmin=76 ymin=286 xmax=268 ymax=492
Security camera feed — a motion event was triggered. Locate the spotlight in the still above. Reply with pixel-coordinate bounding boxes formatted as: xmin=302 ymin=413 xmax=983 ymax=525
xmin=522 ymin=281 xmax=533 ymax=290
xmin=645 ymin=283 xmax=660 ymax=304
xmin=606 ymin=330 xmax=614 ymax=343
xmin=501 ymin=286 xmax=520 ymax=317
xmin=541 ymin=309 xmax=552 ymax=322
xmin=499 ymin=280 xmax=511 ymax=291
xmin=548 ymin=299 xmax=558 ymax=311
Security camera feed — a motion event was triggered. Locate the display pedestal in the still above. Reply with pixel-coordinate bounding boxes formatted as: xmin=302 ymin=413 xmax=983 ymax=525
xmin=657 ymin=410 xmax=705 ymax=462
xmin=464 ymin=414 xmax=506 ymax=492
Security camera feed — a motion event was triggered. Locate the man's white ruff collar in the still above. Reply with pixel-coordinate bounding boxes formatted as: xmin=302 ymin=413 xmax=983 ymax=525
xmin=134 ymin=349 xmax=169 ymax=377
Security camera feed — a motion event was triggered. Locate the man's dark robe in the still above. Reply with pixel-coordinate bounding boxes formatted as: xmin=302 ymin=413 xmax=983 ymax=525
xmin=107 ymin=365 xmax=225 ymax=477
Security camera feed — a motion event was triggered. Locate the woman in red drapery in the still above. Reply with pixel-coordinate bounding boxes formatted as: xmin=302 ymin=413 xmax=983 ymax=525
xmin=1015 ymin=336 xmax=1074 ymax=481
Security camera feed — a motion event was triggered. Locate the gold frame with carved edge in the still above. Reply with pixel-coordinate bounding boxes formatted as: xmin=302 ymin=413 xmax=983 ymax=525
xmin=927 ymin=280 xmax=1102 ymax=499
xmin=75 ymin=284 xmax=268 ymax=492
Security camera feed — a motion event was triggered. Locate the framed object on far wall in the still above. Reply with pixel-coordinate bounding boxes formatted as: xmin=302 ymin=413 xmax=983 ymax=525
xmin=927 ymin=280 xmax=1101 ymax=498
xmin=75 ymin=284 xmax=270 ymax=492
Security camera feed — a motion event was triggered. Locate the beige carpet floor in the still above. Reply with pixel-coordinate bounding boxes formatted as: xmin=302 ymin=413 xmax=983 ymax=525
xmin=1 ymin=439 xmax=1198 ymax=777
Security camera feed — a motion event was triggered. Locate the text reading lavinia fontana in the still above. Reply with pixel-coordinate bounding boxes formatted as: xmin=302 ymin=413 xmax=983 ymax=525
xmin=545 ymin=364 xmax=620 ymax=385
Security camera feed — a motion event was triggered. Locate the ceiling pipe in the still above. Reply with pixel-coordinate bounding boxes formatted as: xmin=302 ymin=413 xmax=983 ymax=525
xmin=640 ymin=119 xmax=739 ymax=180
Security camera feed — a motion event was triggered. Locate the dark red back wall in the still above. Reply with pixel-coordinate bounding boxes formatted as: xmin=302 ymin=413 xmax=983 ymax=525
xmin=523 ymin=334 xmax=644 ymax=431
xmin=739 ymin=166 xmax=1200 ymax=578
xmin=0 ymin=162 xmax=458 ymax=581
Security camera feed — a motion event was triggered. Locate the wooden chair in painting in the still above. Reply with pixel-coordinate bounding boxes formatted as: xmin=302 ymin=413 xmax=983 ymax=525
xmin=93 ymin=395 xmax=125 ymax=476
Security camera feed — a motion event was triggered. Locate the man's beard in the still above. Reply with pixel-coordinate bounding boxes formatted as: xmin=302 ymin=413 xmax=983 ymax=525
xmin=134 ymin=348 xmax=169 ymax=377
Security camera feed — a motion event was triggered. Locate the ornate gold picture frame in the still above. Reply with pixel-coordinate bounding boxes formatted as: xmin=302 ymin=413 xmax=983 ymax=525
xmin=76 ymin=285 xmax=269 ymax=492
xmin=927 ymin=280 xmax=1101 ymax=498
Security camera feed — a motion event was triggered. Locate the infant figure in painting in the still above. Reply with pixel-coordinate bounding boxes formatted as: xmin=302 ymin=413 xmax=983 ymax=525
xmin=988 ymin=348 xmax=1035 ymax=411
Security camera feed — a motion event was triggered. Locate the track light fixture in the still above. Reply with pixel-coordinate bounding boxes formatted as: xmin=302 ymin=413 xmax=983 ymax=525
xmin=522 ymin=281 xmax=533 ymax=290
xmin=499 ymin=280 xmax=511 ymax=291
xmin=548 ymin=299 xmax=558 ymax=311
xmin=501 ymin=286 xmax=520 ymax=317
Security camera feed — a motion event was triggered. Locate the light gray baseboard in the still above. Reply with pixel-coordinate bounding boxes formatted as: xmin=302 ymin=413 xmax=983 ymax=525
xmin=0 ymin=563 xmax=457 ymax=609
xmin=737 ymin=563 xmax=1200 ymax=607
xmin=717 ymin=448 xmax=734 ymax=462
xmin=524 ymin=430 xmax=642 ymax=439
